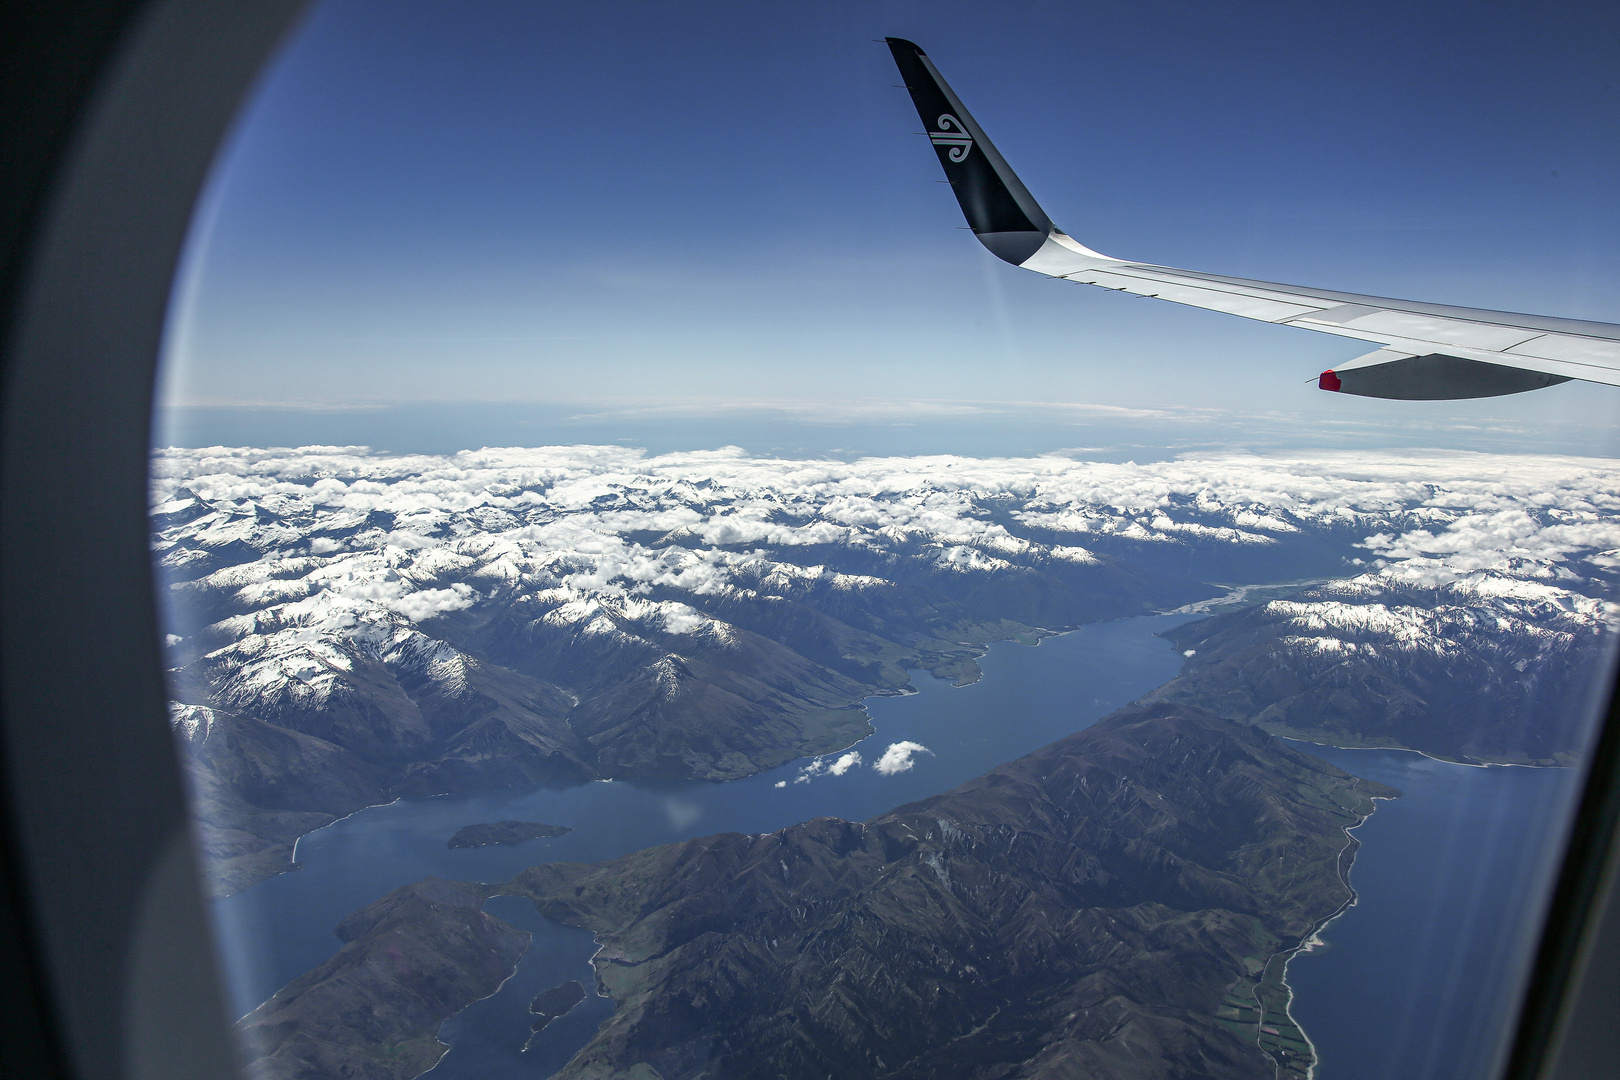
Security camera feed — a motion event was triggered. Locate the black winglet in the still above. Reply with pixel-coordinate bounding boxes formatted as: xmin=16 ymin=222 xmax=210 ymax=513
xmin=885 ymin=37 xmax=1053 ymax=264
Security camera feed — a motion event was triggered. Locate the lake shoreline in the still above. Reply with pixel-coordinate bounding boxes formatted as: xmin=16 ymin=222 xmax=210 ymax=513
xmin=207 ymin=602 xmax=1579 ymax=1080
xmin=1263 ymin=779 xmax=1388 ymax=1080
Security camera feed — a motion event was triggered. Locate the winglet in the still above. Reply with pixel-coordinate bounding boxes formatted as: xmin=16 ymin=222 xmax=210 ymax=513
xmin=885 ymin=38 xmax=1053 ymax=264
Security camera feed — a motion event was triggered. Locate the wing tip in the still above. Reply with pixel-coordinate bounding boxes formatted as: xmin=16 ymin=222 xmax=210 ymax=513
xmin=1319 ymin=370 xmax=1342 ymax=392
xmin=885 ymin=37 xmax=924 ymax=54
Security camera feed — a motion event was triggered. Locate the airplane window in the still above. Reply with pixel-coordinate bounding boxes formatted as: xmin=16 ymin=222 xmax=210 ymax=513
xmin=149 ymin=3 xmax=1620 ymax=1079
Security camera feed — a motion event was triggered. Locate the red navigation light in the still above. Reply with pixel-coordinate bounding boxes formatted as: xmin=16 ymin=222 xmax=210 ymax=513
xmin=1319 ymin=369 xmax=1342 ymax=392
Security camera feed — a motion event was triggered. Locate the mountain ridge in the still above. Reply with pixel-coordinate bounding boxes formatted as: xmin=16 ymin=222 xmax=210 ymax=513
xmin=500 ymin=701 xmax=1396 ymax=1080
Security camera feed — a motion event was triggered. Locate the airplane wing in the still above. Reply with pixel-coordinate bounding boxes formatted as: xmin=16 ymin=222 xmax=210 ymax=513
xmin=885 ymin=37 xmax=1620 ymax=400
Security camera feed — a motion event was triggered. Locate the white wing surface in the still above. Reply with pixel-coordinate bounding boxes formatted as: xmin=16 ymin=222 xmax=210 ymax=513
xmin=886 ymin=38 xmax=1620 ymax=400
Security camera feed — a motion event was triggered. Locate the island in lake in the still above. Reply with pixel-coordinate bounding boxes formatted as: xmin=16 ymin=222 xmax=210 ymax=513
xmin=448 ymin=820 xmax=572 ymax=849
xmin=524 ymin=980 xmax=588 ymax=1048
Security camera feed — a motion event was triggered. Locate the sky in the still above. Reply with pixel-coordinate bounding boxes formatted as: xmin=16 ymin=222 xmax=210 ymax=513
xmin=156 ymin=0 xmax=1620 ymax=456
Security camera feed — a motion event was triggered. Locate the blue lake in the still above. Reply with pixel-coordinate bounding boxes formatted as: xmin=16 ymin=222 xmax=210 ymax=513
xmin=209 ymin=610 xmax=1586 ymax=1079
xmin=1284 ymin=745 xmax=1579 ymax=1080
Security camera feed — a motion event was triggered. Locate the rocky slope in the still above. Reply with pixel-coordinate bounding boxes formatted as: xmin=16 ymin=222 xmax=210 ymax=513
xmin=500 ymin=702 xmax=1395 ymax=1080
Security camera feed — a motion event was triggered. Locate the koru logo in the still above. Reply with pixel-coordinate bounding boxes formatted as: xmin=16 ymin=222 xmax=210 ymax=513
xmin=929 ymin=114 xmax=974 ymax=162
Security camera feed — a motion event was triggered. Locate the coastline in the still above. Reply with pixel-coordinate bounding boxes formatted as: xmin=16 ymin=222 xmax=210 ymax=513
xmin=287 ymin=796 xmax=405 ymax=865
xmin=1253 ymin=779 xmax=1384 ymax=1080
xmin=1274 ymin=741 xmax=1583 ymax=1080
xmin=1263 ymin=738 xmax=1564 ymax=1078
xmin=422 ymin=928 xmax=537 ymax=1073
xmin=1281 ymin=734 xmax=1568 ymax=770
xmin=202 ymin=617 xmax=1072 ymax=900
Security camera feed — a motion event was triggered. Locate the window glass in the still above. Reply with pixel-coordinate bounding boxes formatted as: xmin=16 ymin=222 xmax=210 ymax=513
xmin=152 ymin=3 xmax=1620 ymax=1079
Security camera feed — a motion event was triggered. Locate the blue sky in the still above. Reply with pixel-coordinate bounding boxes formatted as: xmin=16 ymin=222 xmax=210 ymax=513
xmin=158 ymin=0 xmax=1620 ymax=454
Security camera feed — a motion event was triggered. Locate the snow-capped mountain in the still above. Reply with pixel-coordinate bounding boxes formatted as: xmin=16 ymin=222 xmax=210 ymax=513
xmin=1155 ymin=566 xmax=1617 ymax=765
xmin=151 ymin=446 xmax=1620 ymax=892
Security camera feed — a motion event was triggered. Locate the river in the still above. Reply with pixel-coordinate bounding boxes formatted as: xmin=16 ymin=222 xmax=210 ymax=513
xmin=209 ymin=609 xmax=1584 ymax=1080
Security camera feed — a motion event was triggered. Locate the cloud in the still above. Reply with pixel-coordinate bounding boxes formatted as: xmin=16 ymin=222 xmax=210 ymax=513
xmin=827 ymin=751 xmax=861 ymax=776
xmin=387 ymin=583 xmax=476 ymax=622
xmin=658 ymin=603 xmax=709 ymax=635
xmin=791 ymin=749 xmax=863 ymax=784
xmin=873 ymin=741 xmax=933 ymax=776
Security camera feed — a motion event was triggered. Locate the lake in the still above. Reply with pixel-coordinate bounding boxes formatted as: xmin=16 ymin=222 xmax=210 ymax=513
xmin=208 ymin=609 xmax=1585 ymax=1080
xmin=1284 ymin=745 xmax=1579 ymax=1080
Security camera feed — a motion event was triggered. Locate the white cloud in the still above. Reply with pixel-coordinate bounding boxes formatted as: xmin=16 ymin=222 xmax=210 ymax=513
xmin=827 ymin=751 xmax=861 ymax=776
xmin=387 ymin=583 xmax=476 ymax=622
xmin=873 ymin=741 xmax=933 ymax=776
xmin=658 ymin=603 xmax=708 ymax=635
xmin=791 ymin=749 xmax=862 ymax=784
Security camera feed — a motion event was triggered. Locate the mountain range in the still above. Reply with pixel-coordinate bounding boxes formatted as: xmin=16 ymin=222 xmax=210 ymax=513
xmin=233 ymin=702 xmax=1391 ymax=1080
xmin=151 ymin=447 xmax=1620 ymax=893
xmin=1151 ymin=570 xmax=1615 ymax=765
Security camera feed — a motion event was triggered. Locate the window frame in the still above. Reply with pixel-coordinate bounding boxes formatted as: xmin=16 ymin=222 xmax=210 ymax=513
xmin=0 ymin=4 xmax=1613 ymax=1078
